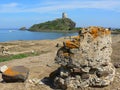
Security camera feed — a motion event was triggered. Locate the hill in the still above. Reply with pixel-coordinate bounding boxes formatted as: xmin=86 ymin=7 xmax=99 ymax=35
xmin=29 ymin=18 xmax=76 ymax=31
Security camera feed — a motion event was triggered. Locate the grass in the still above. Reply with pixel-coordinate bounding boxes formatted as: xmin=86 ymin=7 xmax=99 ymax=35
xmin=0 ymin=51 xmax=48 ymax=62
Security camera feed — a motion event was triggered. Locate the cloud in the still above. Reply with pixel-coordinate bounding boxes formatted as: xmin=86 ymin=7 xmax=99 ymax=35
xmin=0 ymin=0 xmax=120 ymax=13
xmin=0 ymin=2 xmax=20 ymax=13
xmin=1 ymin=3 xmax=18 ymax=8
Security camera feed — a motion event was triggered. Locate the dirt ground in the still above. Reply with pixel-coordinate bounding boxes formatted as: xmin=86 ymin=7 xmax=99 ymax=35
xmin=0 ymin=34 xmax=119 ymax=90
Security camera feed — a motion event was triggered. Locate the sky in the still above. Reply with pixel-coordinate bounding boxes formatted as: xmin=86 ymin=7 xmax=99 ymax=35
xmin=0 ymin=0 xmax=120 ymax=29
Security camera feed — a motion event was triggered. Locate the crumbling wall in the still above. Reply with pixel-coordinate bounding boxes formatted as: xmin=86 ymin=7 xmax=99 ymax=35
xmin=51 ymin=26 xmax=115 ymax=89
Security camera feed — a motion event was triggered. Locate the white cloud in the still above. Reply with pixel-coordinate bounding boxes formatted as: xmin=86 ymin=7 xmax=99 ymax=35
xmin=1 ymin=3 xmax=18 ymax=8
xmin=0 ymin=0 xmax=120 ymax=13
xmin=0 ymin=2 xmax=20 ymax=13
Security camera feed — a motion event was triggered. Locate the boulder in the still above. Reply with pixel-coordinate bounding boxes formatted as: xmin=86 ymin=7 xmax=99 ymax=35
xmin=1 ymin=66 xmax=29 ymax=82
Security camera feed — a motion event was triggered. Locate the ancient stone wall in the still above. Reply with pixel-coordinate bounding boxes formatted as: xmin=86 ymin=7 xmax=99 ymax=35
xmin=51 ymin=26 xmax=115 ymax=89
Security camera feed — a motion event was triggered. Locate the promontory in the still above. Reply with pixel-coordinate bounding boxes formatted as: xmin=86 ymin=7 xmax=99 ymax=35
xmin=29 ymin=13 xmax=77 ymax=31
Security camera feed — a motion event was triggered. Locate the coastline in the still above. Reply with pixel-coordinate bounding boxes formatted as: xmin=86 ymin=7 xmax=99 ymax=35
xmin=28 ymin=29 xmax=120 ymax=34
xmin=0 ymin=30 xmax=119 ymax=43
xmin=111 ymin=31 xmax=120 ymax=34
xmin=28 ymin=29 xmax=80 ymax=33
xmin=0 ymin=34 xmax=119 ymax=90
xmin=0 ymin=33 xmax=119 ymax=57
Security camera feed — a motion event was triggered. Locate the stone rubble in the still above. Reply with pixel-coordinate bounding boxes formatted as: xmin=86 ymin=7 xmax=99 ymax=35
xmin=50 ymin=26 xmax=116 ymax=89
xmin=0 ymin=46 xmax=10 ymax=55
xmin=28 ymin=78 xmax=42 ymax=85
xmin=114 ymin=62 xmax=120 ymax=68
xmin=28 ymin=78 xmax=50 ymax=87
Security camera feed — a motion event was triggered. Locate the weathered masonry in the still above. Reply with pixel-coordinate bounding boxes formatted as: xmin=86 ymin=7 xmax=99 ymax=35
xmin=50 ymin=26 xmax=115 ymax=89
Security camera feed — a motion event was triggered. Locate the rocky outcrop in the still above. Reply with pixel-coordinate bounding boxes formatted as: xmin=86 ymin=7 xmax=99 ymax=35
xmin=19 ymin=27 xmax=27 ymax=30
xmin=50 ymin=26 xmax=115 ymax=89
xmin=29 ymin=18 xmax=76 ymax=31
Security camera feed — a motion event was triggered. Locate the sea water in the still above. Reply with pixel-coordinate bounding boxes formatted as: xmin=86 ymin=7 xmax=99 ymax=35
xmin=0 ymin=29 xmax=77 ymax=42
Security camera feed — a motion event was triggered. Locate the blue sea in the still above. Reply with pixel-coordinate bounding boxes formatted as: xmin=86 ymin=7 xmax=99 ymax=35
xmin=0 ymin=29 xmax=77 ymax=42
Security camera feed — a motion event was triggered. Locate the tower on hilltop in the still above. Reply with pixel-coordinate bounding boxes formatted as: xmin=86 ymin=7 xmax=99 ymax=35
xmin=62 ymin=12 xmax=67 ymax=18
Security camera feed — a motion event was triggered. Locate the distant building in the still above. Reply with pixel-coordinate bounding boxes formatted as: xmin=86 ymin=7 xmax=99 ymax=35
xmin=62 ymin=12 xmax=67 ymax=18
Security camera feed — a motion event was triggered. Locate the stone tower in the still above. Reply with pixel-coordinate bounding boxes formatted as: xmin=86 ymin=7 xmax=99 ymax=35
xmin=62 ymin=12 xmax=67 ymax=18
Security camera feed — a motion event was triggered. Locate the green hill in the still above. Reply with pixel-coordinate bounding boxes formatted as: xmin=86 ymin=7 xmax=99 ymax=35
xmin=29 ymin=18 xmax=76 ymax=31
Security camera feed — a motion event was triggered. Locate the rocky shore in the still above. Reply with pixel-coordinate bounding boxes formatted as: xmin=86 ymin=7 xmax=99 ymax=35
xmin=0 ymin=34 xmax=119 ymax=90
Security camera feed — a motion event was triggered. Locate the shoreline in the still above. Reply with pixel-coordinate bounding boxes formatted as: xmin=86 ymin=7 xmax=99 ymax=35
xmin=28 ymin=29 xmax=120 ymax=33
xmin=28 ymin=29 xmax=79 ymax=33
xmin=0 ymin=31 xmax=120 ymax=43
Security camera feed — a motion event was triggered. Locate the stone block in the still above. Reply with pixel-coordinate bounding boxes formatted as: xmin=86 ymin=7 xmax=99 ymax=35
xmin=2 ymin=66 xmax=29 ymax=82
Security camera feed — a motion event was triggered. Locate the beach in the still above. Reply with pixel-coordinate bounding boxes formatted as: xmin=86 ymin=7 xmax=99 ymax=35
xmin=0 ymin=34 xmax=119 ymax=90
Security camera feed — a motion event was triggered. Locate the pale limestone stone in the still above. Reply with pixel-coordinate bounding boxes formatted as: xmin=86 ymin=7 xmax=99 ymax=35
xmin=52 ymin=26 xmax=115 ymax=89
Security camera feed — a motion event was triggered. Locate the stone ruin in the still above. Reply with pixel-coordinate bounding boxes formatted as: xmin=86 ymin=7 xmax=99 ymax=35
xmin=62 ymin=12 xmax=67 ymax=19
xmin=50 ymin=26 xmax=115 ymax=89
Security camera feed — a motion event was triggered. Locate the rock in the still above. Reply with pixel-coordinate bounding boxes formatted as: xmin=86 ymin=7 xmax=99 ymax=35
xmin=96 ymin=70 xmax=110 ymax=77
xmin=81 ymin=73 xmax=89 ymax=80
xmin=114 ymin=63 xmax=120 ymax=68
xmin=49 ymin=68 xmax=60 ymax=80
xmin=51 ymin=26 xmax=115 ymax=89
xmin=19 ymin=27 xmax=27 ymax=30
xmin=56 ymin=43 xmax=59 ymax=47
xmin=28 ymin=78 xmax=42 ymax=87
xmin=46 ymin=64 xmax=51 ymax=67
xmin=1 ymin=66 xmax=29 ymax=82
xmin=0 ymin=65 xmax=8 ymax=73
xmin=1 ymin=46 xmax=9 ymax=55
